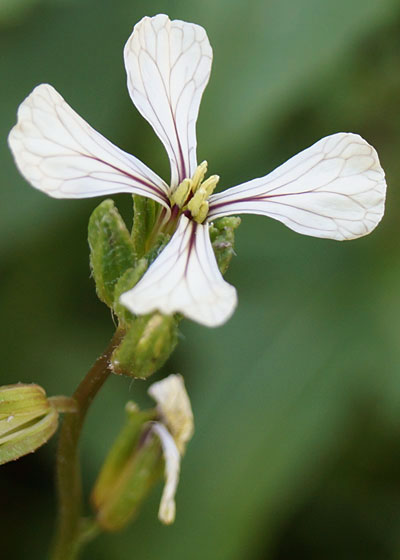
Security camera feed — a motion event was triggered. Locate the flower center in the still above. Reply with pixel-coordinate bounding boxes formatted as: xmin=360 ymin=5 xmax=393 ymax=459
xmin=170 ymin=161 xmax=219 ymax=224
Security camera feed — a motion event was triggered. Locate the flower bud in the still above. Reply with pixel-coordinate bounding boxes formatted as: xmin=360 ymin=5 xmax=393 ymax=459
xmin=0 ymin=383 xmax=59 ymax=465
xmin=111 ymin=313 xmax=178 ymax=379
xmin=91 ymin=374 xmax=193 ymax=530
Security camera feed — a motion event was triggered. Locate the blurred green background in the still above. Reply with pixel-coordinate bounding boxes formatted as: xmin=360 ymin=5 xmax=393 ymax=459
xmin=2 ymin=0 xmax=400 ymax=558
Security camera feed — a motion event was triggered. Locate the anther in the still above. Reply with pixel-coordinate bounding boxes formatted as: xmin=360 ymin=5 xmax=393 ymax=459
xmin=191 ymin=161 xmax=208 ymax=192
xmin=170 ymin=179 xmax=192 ymax=208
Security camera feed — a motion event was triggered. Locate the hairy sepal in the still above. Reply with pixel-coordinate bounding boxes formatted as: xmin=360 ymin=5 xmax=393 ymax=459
xmin=88 ymin=200 xmax=136 ymax=308
xmin=209 ymin=216 xmax=241 ymax=274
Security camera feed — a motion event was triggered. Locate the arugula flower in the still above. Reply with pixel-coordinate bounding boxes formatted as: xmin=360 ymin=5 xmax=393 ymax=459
xmin=8 ymin=14 xmax=386 ymax=327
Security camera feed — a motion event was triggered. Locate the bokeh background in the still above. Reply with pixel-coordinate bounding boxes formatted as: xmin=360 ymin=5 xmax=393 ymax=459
xmin=2 ymin=0 xmax=400 ymax=558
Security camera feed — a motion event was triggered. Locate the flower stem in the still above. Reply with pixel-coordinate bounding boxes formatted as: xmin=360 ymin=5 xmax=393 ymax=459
xmin=50 ymin=329 xmax=124 ymax=560
xmin=48 ymin=396 xmax=78 ymax=414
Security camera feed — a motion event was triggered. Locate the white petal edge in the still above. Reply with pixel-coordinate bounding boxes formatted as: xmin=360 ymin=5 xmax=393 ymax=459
xmin=8 ymin=84 xmax=170 ymax=208
xmin=148 ymin=374 xmax=194 ymax=454
xmin=208 ymin=133 xmax=386 ymax=241
xmin=120 ymin=215 xmax=237 ymax=327
xmin=124 ymin=14 xmax=213 ymax=188
xmin=152 ymin=422 xmax=181 ymax=525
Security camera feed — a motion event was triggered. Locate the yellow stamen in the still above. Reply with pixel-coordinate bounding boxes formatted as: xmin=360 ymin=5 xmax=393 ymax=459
xmin=191 ymin=161 xmax=208 ymax=192
xmin=187 ymin=174 xmax=219 ymax=223
xmin=195 ymin=201 xmax=209 ymax=224
xmin=170 ymin=178 xmax=192 ymax=208
xmin=187 ymin=189 xmax=204 ymax=218
xmin=200 ymin=175 xmax=220 ymax=197
xmin=168 ymin=163 xmax=220 ymax=223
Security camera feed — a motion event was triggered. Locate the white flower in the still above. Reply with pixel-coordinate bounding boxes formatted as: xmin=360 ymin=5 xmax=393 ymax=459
xmin=8 ymin=14 xmax=387 ymax=327
xmin=148 ymin=374 xmax=193 ymax=524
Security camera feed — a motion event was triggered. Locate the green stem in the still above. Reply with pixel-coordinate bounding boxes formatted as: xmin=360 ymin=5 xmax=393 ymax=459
xmin=50 ymin=329 xmax=124 ymax=560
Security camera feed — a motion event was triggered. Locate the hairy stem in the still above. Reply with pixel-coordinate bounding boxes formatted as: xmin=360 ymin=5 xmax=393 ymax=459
xmin=50 ymin=329 xmax=124 ymax=560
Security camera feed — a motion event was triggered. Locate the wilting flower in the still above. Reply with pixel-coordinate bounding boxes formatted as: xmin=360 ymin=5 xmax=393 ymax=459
xmin=149 ymin=374 xmax=194 ymax=523
xmin=8 ymin=14 xmax=386 ymax=327
xmin=92 ymin=374 xmax=193 ymax=527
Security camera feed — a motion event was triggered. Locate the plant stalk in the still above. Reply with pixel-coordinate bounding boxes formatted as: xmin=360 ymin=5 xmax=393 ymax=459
xmin=50 ymin=329 xmax=124 ymax=560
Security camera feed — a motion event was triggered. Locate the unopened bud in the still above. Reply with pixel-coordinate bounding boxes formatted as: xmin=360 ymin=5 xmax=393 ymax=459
xmin=111 ymin=313 xmax=178 ymax=379
xmin=0 ymin=384 xmax=59 ymax=465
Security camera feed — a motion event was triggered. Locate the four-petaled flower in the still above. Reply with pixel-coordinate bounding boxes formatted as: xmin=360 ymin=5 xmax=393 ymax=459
xmin=8 ymin=14 xmax=387 ymax=327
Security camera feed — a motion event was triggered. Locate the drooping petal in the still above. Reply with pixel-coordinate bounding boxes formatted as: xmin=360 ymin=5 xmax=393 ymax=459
xmin=8 ymin=84 xmax=170 ymax=207
xmin=208 ymin=133 xmax=386 ymax=241
xmin=120 ymin=215 xmax=237 ymax=327
xmin=148 ymin=374 xmax=194 ymax=454
xmin=124 ymin=14 xmax=213 ymax=188
xmin=152 ymin=422 xmax=181 ymax=525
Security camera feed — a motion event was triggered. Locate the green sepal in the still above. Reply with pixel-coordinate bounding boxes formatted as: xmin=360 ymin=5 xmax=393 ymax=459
xmin=209 ymin=216 xmax=241 ymax=274
xmin=0 ymin=383 xmax=49 ymax=418
xmin=97 ymin=432 xmax=162 ymax=531
xmin=0 ymin=384 xmax=59 ymax=465
xmin=0 ymin=409 xmax=58 ymax=465
xmin=113 ymin=259 xmax=148 ymax=326
xmin=92 ymin=404 xmax=162 ymax=532
xmin=146 ymin=232 xmax=171 ymax=265
xmin=88 ymin=199 xmax=136 ymax=307
xmin=131 ymin=195 xmax=159 ymax=260
xmin=92 ymin=404 xmax=157 ymax=511
xmin=111 ymin=313 xmax=178 ymax=379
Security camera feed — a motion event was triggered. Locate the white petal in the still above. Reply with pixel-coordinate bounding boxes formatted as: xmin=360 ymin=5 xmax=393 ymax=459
xmin=148 ymin=374 xmax=194 ymax=454
xmin=124 ymin=15 xmax=213 ymax=188
xmin=152 ymin=422 xmax=181 ymax=525
xmin=120 ymin=215 xmax=237 ymax=327
xmin=208 ymin=133 xmax=386 ymax=241
xmin=8 ymin=84 xmax=170 ymax=207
